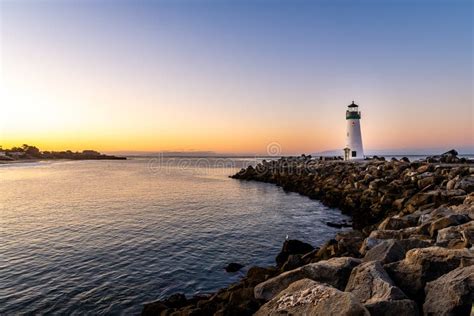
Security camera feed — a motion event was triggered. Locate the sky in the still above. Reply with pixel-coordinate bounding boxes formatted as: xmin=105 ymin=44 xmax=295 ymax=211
xmin=0 ymin=0 xmax=472 ymax=155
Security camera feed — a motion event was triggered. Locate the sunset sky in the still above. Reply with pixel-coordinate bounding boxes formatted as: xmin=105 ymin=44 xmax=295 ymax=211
xmin=1 ymin=0 xmax=472 ymax=155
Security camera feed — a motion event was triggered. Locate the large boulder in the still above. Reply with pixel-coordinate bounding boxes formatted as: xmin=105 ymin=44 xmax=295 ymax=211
xmin=334 ymin=230 xmax=365 ymax=257
xmin=360 ymin=236 xmax=432 ymax=256
xmin=363 ymin=239 xmax=406 ymax=264
xmin=428 ymin=214 xmax=470 ymax=237
xmin=301 ymin=257 xmax=362 ymax=290
xmin=464 ymin=193 xmax=474 ymax=206
xmin=244 ymin=266 xmax=278 ymax=287
xmin=423 ymin=265 xmax=474 ymax=316
xmin=254 ymin=257 xmax=361 ymax=301
xmin=345 ymin=261 xmax=418 ymax=315
xmin=369 ymin=229 xmax=406 ymax=240
xmin=254 ymin=279 xmax=369 ymax=316
xmin=454 ymin=176 xmax=474 ymax=193
xmin=418 ymin=176 xmax=436 ymax=189
xmin=378 ymin=216 xmax=418 ymax=231
xmin=384 ymin=247 xmax=474 ymax=300
xmin=359 ymin=237 xmax=384 ymax=256
xmin=397 ymin=238 xmax=434 ymax=252
xmin=436 ymin=221 xmax=474 ymax=249
xmin=368 ymin=227 xmax=429 ymax=240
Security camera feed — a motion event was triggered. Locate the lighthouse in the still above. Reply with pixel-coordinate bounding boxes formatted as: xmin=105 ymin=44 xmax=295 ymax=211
xmin=344 ymin=101 xmax=364 ymax=160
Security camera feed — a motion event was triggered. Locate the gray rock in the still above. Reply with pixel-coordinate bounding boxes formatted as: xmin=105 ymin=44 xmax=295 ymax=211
xmin=346 ymin=261 xmax=419 ymax=315
xmin=378 ymin=216 xmax=416 ymax=230
xmin=255 ymin=279 xmax=369 ymax=316
xmin=302 ymin=257 xmax=362 ymax=290
xmin=345 ymin=261 xmax=407 ymax=303
xmin=281 ymin=254 xmax=303 ymax=272
xmin=369 ymin=226 xmax=428 ymax=240
xmin=418 ymin=176 xmax=436 ymax=189
xmin=428 ymin=214 xmax=470 ymax=237
xmin=369 ymin=229 xmax=405 ymax=240
xmin=397 ymin=238 xmax=433 ymax=252
xmin=254 ymin=268 xmax=306 ymax=301
xmin=464 ymin=193 xmax=474 ymax=206
xmin=423 ymin=265 xmax=474 ymax=316
xmin=418 ymin=206 xmax=452 ymax=224
xmin=446 ymin=179 xmax=456 ymax=190
xmin=359 ymin=237 xmax=384 ymax=256
xmin=454 ymin=176 xmax=474 ymax=193
xmin=384 ymin=247 xmax=474 ymax=300
xmin=436 ymin=221 xmax=474 ymax=249
xmin=365 ymin=299 xmax=418 ymax=316
xmin=363 ymin=239 xmax=406 ymax=264
xmin=254 ymin=257 xmax=361 ymax=301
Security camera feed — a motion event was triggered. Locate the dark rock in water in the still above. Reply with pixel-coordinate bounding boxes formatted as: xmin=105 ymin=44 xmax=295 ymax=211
xmin=326 ymin=220 xmax=352 ymax=228
xmin=225 ymin=262 xmax=244 ymax=273
xmin=142 ymin=293 xmax=188 ymax=315
xmin=401 ymin=157 xmax=410 ymax=163
xmin=275 ymin=239 xmax=314 ymax=267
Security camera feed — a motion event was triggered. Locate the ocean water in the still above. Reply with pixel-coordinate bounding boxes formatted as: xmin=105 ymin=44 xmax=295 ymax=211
xmin=0 ymin=158 xmax=349 ymax=315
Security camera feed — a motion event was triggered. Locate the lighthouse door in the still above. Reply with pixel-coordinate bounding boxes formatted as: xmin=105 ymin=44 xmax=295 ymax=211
xmin=344 ymin=148 xmax=350 ymax=161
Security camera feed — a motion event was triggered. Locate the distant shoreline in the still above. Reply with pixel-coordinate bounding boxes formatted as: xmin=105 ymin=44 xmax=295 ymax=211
xmin=0 ymin=159 xmax=41 ymax=165
xmin=0 ymin=156 xmax=126 ymax=165
xmin=0 ymin=145 xmax=127 ymax=164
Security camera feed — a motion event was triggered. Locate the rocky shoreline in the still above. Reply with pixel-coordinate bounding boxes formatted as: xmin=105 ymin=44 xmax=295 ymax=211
xmin=142 ymin=150 xmax=473 ymax=315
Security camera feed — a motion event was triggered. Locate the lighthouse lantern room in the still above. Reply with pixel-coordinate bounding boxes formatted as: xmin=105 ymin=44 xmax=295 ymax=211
xmin=344 ymin=101 xmax=364 ymax=160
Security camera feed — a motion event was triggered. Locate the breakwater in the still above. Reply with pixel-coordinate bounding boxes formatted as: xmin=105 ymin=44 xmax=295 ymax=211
xmin=143 ymin=150 xmax=473 ymax=315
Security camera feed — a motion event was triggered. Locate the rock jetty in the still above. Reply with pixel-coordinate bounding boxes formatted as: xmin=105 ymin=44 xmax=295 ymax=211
xmin=142 ymin=150 xmax=473 ymax=316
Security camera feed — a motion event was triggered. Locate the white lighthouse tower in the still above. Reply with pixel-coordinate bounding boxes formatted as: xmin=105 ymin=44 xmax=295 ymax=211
xmin=344 ymin=101 xmax=364 ymax=160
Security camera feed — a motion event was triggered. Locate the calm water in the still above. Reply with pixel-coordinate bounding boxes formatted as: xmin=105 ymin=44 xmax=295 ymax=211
xmin=0 ymin=158 xmax=349 ymax=315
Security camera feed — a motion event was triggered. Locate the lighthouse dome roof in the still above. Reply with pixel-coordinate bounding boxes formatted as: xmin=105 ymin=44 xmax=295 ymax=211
xmin=348 ymin=101 xmax=359 ymax=108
